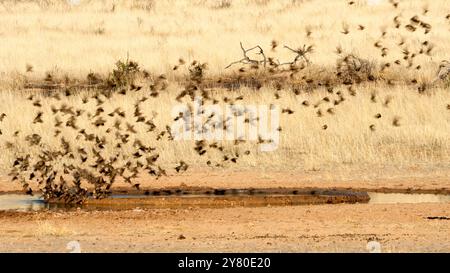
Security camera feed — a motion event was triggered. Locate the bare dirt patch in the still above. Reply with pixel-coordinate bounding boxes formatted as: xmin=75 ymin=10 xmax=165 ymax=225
xmin=0 ymin=202 xmax=448 ymax=252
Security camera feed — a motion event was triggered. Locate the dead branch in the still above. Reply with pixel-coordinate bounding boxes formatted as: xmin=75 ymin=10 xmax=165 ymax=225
xmin=226 ymin=43 xmax=313 ymax=70
xmin=225 ymin=42 xmax=267 ymax=69
xmin=279 ymin=44 xmax=314 ymax=66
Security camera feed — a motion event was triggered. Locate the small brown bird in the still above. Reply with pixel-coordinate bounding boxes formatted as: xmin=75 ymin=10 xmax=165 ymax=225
xmin=384 ymin=96 xmax=393 ymax=107
xmin=341 ymin=22 xmax=350 ymax=35
xmin=271 ymin=40 xmax=278 ymax=51
xmin=410 ymin=15 xmax=421 ymax=24
xmin=126 ymin=123 xmax=137 ymax=134
xmin=33 ymin=112 xmax=44 ymax=124
xmin=305 ymin=26 xmax=312 ymax=38
xmin=374 ymin=113 xmax=382 ymax=119
xmin=93 ymin=117 xmax=106 ymax=127
xmin=381 ymin=62 xmax=391 ymax=70
xmin=316 ymin=109 xmax=323 ymax=117
xmin=26 ymin=64 xmax=33 ymax=72
xmin=393 ymin=15 xmax=401 ymax=28
xmin=347 ymin=86 xmax=357 ymax=96
xmin=94 ymin=107 xmax=104 ymax=117
xmin=392 ymin=117 xmax=401 ymax=127
xmin=418 ymin=83 xmax=427 ymax=93
xmin=44 ymin=73 xmax=53 ymax=82
xmin=389 ymin=0 xmax=399 ymax=8
xmin=54 ymin=117 xmax=62 ymax=128
xmin=24 ymin=186 xmax=33 ymax=196
xmin=369 ymin=124 xmax=376 ymax=132
xmin=405 ymin=24 xmax=416 ymax=32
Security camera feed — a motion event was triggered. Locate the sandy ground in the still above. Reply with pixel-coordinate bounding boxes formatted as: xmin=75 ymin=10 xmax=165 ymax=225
xmin=0 ymin=203 xmax=449 ymax=253
xmin=0 ymin=168 xmax=449 ymax=253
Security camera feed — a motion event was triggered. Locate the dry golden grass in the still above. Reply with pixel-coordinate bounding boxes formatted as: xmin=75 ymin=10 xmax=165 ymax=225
xmin=0 ymin=82 xmax=448 ymax=173
xmin=0 ymin=0 xmax=449 ymax=200
xmin=0 ymin=0 xmax=449 ymax=85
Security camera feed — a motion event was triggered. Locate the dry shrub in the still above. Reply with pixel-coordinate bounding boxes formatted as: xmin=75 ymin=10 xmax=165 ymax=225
xmin=129 ymin=0 xmax=155 ymax=11
xmin=106 ymin=59 xmax=141 ymax=89
xmin=214 ymin=0 xmax=232 ymax=9
xmin=336 ymin=54 xmax=377 ymax=85
xmin=435 ymin=61 xmax=450 ymax=86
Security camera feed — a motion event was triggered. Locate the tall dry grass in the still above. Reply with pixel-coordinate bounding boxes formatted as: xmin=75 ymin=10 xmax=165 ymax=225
xmin=0 ymin=82 xmax=448 ymax=174
xmin=0 ymin=0 xmax=449 ymax=84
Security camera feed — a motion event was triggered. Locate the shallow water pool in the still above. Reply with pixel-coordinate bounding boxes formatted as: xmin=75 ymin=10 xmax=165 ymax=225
xmin=0 ymin=191 xmax=449 ymax=212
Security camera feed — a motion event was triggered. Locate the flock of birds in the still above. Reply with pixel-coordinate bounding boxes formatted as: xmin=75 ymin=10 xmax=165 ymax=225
xmin=0 ymin=1 xmax=449 ymax=203
xmin=2 ymin=60 xmax=265 ymax=203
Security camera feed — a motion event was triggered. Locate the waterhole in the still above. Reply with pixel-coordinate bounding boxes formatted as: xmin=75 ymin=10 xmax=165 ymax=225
xmin=0 ymin=190 xmax=449 ymax=212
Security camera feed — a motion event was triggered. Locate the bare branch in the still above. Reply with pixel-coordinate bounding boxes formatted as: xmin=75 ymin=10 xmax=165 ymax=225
xmin=226 ymin=42 xmax=313 ymax=70
xmin=280 ymin=44 xmax=314 ymax=66
xmin=225 ymin=42 xmax=267 ymax=69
